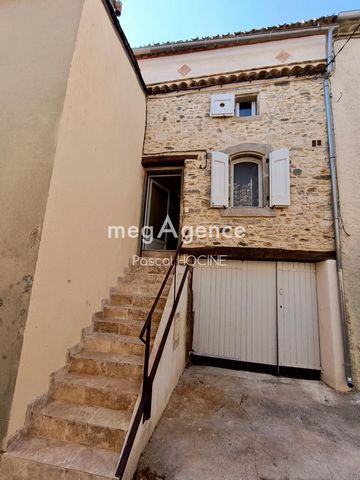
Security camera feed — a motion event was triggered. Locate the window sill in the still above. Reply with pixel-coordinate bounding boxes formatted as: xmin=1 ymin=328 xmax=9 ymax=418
xmin=234 ymin=114 xmax=262 ymax=121
xmin=220 ymin=207 xmax=276 ymax=217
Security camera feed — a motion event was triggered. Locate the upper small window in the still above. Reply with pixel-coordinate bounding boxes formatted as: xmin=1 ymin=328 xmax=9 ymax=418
xmin=235 ymin=96 xmax=257 ymax=117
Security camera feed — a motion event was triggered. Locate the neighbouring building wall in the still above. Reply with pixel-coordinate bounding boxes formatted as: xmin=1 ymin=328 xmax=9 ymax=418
xmin=8 ymin=0 xmax=146 ymax=436
xmin=0 ymin=0 xmax=85 ymax=443
xmin=332 ymin=33 xmax=360 ymax=388
xmin=144 ymin=77 xmax=334 ymax=252
xmin=138 ymin=35 xmax=325 ymax=84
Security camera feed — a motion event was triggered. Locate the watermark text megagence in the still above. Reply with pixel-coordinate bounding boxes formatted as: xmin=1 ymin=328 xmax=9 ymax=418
xmin=107 ymin=215 xmax=246 ymax=244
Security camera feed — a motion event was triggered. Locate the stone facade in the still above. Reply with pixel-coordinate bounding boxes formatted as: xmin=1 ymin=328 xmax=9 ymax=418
xmin=144 ymin=77 xmax=334 ymax=252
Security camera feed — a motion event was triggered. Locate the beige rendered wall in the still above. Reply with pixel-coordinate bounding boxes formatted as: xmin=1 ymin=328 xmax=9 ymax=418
xmin=8 ymin=0 xmax=146 ymax=436
xmin=137 ymin=35 xmax=326 ymax=84
xmin=332 ymin=35 xmax=360 ymax=388
xmin=0 ymin=0 xmax=85 ymax=443
xmin=316 ymin=260 xmax=349 ymax=391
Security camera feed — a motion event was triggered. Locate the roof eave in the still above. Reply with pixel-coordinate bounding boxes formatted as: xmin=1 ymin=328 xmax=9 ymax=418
xmin=134 ymin=25 xmax=333 ymax=58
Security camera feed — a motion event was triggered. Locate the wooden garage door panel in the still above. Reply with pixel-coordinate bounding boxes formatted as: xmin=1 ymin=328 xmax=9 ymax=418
xmin=277 ymin=262 xmax=320 ymax=369
xmin=193 ymin=261 xmax=277 ymax=365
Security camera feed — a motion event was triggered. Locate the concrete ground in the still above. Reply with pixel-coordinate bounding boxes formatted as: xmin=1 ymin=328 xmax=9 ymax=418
xmin=135 ymin=366 xmax=360 ymax=480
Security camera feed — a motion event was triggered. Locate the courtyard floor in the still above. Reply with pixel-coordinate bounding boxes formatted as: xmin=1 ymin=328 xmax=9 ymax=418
xmin=135 ymin=365 xmax=360 ymax=480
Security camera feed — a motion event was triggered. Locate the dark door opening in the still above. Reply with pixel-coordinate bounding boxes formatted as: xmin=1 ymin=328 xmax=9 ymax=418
xmin=143 ymin=173 xmax=182 ymax=251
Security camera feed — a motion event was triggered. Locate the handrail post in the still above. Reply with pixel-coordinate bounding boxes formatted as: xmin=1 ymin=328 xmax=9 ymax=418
xmin=143 ymin=377 xmax=153 ymax=421
xmin=142 ymin=316 xmax=152 ymax=422
xmin=173 ymin=257 xmax=177 ymax=307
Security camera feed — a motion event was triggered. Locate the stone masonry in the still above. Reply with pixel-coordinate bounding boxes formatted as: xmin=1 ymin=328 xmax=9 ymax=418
xmin=144 ymin=77 xmax=334 ymax=252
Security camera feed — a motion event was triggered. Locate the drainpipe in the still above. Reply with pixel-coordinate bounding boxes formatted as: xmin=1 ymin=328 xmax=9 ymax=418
xmin=324 ymin=27 xmax=353 ymax=388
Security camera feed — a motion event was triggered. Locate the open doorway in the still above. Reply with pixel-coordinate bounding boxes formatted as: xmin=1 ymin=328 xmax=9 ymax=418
xmin=142 ymin=173 xmax=182 ymax=251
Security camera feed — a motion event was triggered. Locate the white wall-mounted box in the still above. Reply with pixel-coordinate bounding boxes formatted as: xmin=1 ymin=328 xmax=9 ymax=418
xmin=210 ymin=93 xmax=235 ymax=117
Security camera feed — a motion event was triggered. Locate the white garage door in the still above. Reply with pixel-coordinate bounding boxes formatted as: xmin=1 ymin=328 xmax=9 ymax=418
xmin=192 ymin=260 xmax=320 ymax=371
xmin=277 ymin=262 xmax=320 ymax=370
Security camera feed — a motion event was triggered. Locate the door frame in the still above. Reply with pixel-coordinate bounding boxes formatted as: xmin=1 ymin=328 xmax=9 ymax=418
xmin=140 ymin=168 xmax=184 ymax=254
xmin=143 ymin=177 xmax=171 ymax=251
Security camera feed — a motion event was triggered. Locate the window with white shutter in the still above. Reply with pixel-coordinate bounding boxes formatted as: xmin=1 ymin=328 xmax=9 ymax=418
xmin=210 ymin=151 xmax=229 ymax=208
xmin=269 ymin=148 xmax=290 ymax=207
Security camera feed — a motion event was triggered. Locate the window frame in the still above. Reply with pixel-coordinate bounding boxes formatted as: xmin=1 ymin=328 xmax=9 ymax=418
xmin=235 ymin=95 xmax=258 ymax=118
xmin=230 ymin=155 xmax=264 ymax=208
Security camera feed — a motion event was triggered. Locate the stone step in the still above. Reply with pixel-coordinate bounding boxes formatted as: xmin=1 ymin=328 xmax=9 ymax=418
xmin=94 ymin=316 xmax=158 ymax=337
xmin=69 ymin=350 xmax=144 ymax=380
xmin=50 ymin=369 xmax=140 ymax=411
xmin=127 ymin=263 xmax=170 ymax=274
xmin=0 ymin=435 xmax=118 ymax=479
xmin=122 ymin=272 xmax=169 ymax=285
xmin=109 ymin=291 xmax=167 ymax=309
xmin=83 ymin=332 xmax=145 ymax=356
xmin=115 ymin=279 xmax=171 ymax=296
xmin=27 ymin=400 xmax=130 ymax=452
xmin=102 ymin=304 xmax=163 ymax=321
xmin=141 ymin=250 xmax=176 ymax=259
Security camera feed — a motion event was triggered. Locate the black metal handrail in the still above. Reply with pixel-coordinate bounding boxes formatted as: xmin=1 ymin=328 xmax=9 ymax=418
xmin=115 ymin=240 xmax=190 ymax=479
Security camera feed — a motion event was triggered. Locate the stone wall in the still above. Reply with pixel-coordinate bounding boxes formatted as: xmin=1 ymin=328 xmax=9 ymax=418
xmin=144 ymin=77 xmax=334 ymax=252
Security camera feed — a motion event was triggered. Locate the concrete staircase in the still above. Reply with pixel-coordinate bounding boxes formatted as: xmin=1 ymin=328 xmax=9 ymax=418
xmin=0 ymin=262 xmax=170 ymax=479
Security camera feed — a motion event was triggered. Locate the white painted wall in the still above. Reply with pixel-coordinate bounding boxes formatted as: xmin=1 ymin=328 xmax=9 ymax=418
xmin=137 ymin=35 xmax=326 ymax=84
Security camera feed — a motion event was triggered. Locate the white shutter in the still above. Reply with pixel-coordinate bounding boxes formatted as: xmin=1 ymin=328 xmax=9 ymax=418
xmin=210 ymin=93 xmax=235 ymax=117
xmin=210 ymin=151 xmax=229 ymax=208
xmin=269 ymin=148 xmax=290 ymax=207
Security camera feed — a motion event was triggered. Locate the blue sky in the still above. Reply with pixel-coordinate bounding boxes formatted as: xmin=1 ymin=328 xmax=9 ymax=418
xmin=120 ymin=0 xmax=360 ymax=47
